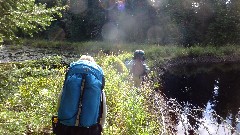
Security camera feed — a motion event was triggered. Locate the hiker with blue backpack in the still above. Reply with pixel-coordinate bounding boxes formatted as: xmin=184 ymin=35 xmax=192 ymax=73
xmin=52 ymin=55 xmax=106 ymax=135
xmin=126 ymin=50 xmax=149 ymax=87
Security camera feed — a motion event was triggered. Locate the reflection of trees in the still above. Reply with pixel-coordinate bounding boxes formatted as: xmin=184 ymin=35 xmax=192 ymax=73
xmin=162 ymin=72 xmax=215 ymax=108
xmin=161 ymin=66 xmax=215 ymax=134
xmin=160 ymin=64 xmax=240 ymax=134
xmin=211 ymin=70 xmax=240 ymax=132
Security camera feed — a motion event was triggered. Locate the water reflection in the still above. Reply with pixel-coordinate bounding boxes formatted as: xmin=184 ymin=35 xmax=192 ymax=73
xmin=159 ymin=63 xmax=240 ymax=135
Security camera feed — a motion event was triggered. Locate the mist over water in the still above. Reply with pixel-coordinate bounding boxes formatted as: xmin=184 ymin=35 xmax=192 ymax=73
xmin=159 ymin=63 xmax=240 ymax=134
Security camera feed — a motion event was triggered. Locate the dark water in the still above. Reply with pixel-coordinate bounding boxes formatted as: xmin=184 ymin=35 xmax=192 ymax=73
xmin=160 ymin=63 xmax=240 ymax=135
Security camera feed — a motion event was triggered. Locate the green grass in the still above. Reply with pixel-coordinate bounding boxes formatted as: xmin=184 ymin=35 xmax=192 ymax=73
xmin=22 ymin=39 xmax=240 ymax=65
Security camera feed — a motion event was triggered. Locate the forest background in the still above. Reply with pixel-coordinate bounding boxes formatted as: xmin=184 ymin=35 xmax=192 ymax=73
xmin=1 ymin=0 xmax=240 ymax=46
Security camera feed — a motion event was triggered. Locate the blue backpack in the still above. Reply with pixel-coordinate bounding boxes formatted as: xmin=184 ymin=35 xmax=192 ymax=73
xmin=57 ymin=60 xmax=104 ymax=127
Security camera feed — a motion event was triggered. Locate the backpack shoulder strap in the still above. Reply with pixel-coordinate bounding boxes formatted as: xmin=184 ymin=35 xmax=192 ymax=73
xmin=75 ymin=74 xmax=86 ymax=126
xmin=75 ymin=74 xmax=105 ymax=126
xmin=101 ymin=76 xmax=105 ymax=90
xmin=98 ymin=92 xmax=104 ymax=124
xmin=98 ymin=75 xmax=105 ymax=124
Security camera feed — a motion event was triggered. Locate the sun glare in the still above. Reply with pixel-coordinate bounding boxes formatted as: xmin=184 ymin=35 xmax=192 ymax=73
xmin=147 ymin=0 xmax=164 ymax=8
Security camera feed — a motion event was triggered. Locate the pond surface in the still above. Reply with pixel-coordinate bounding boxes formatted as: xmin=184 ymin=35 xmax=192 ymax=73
xmin=160 ymin=62 xmax=240 ymax=135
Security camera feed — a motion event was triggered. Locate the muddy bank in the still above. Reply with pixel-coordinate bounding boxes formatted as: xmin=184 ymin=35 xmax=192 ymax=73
xmin=0 ymin=45 xmax=79 ymax=63
xmin=1 ymin=44 xmax=240 ymax=66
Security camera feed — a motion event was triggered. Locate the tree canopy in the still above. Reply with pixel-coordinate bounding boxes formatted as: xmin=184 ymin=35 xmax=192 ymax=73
xmin=0 ymin=0 xmax=65 ymax=43
xmin=54 ymin=0 xmax=240 ymax=46
xmin=1 ymin=0 xmax=240 ymax=46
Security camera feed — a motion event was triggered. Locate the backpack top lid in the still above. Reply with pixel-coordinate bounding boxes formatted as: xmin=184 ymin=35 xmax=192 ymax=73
xmin=69 ymin=60 xmax=104 ymax=81
xmin=133 ymin=50 xmax=145 ymax=60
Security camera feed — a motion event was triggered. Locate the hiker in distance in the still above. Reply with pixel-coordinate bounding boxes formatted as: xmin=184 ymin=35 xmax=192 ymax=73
xmin=126 ymin=50 xmax=150 ymax=87
xmin=54 ymin=55 xmax=107 ymax=135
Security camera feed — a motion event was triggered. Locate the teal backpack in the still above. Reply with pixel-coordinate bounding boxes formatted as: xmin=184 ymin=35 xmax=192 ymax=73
xmin=57 ymin=60 xmax=104 ymax=127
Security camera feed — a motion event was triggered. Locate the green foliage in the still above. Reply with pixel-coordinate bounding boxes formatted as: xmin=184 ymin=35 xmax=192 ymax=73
xmin=0 ymin=34 xmax=3 ymax=43
xmin=161 ymin=0 xmax=240 ymax=46
xmin=63 ymin=4 xmax=105 ymax=41
xmin=205 ymin=0 xmax=240 ymax=45
xmin=0 ymin=0 xmax=65 ymax=43
xmin=103 ymin=55 xmax=128 ymax=74
xmin=13 ymin=0 xmax=239 ymax=45
xmin=144 ymin=45 xmax=186 ymax=67
xmin=0 ymin=54 xmax=162 ymax=134
xmin=188 ymin=46 xmax=215 ymax=57
xmin=101 ymin=55 xmax=163 ymax=134
xmin=186 ymin=45 xmax=240 ymax=57
xmin=37 ymin=0 xmax=64 ymax=8
xmin=0 ymin=56 xmax=65 ymax=134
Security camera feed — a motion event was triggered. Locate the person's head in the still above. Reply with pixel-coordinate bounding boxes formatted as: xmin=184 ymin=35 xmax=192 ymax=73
xmin=133 ymin=50 xmax=145 ymax=61
xmin=79 ymin=55 xmax=95 ymax=63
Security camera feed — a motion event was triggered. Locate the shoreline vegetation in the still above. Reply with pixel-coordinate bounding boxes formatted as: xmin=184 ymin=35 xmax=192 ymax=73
xmin=2 ymin=39 xmax=240 ymax=64
xmin=1 ymin=40 xmax=240 ymax=134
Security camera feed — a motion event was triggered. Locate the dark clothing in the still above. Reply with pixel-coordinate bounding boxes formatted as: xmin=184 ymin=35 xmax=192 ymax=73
xmin=55 ymin=122 xmax=102 ymax=135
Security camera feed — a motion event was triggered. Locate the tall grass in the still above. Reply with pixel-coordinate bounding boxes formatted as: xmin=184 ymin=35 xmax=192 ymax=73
xmin=99 ymin=54 xmax=163 ymax=134
xmin=0 ymin=57 xmax=65 ymax=134
xmin=22 ymin=40 xmax=240 ymax=61
xmin=0 ymin=54 xmax=163 ymax=134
